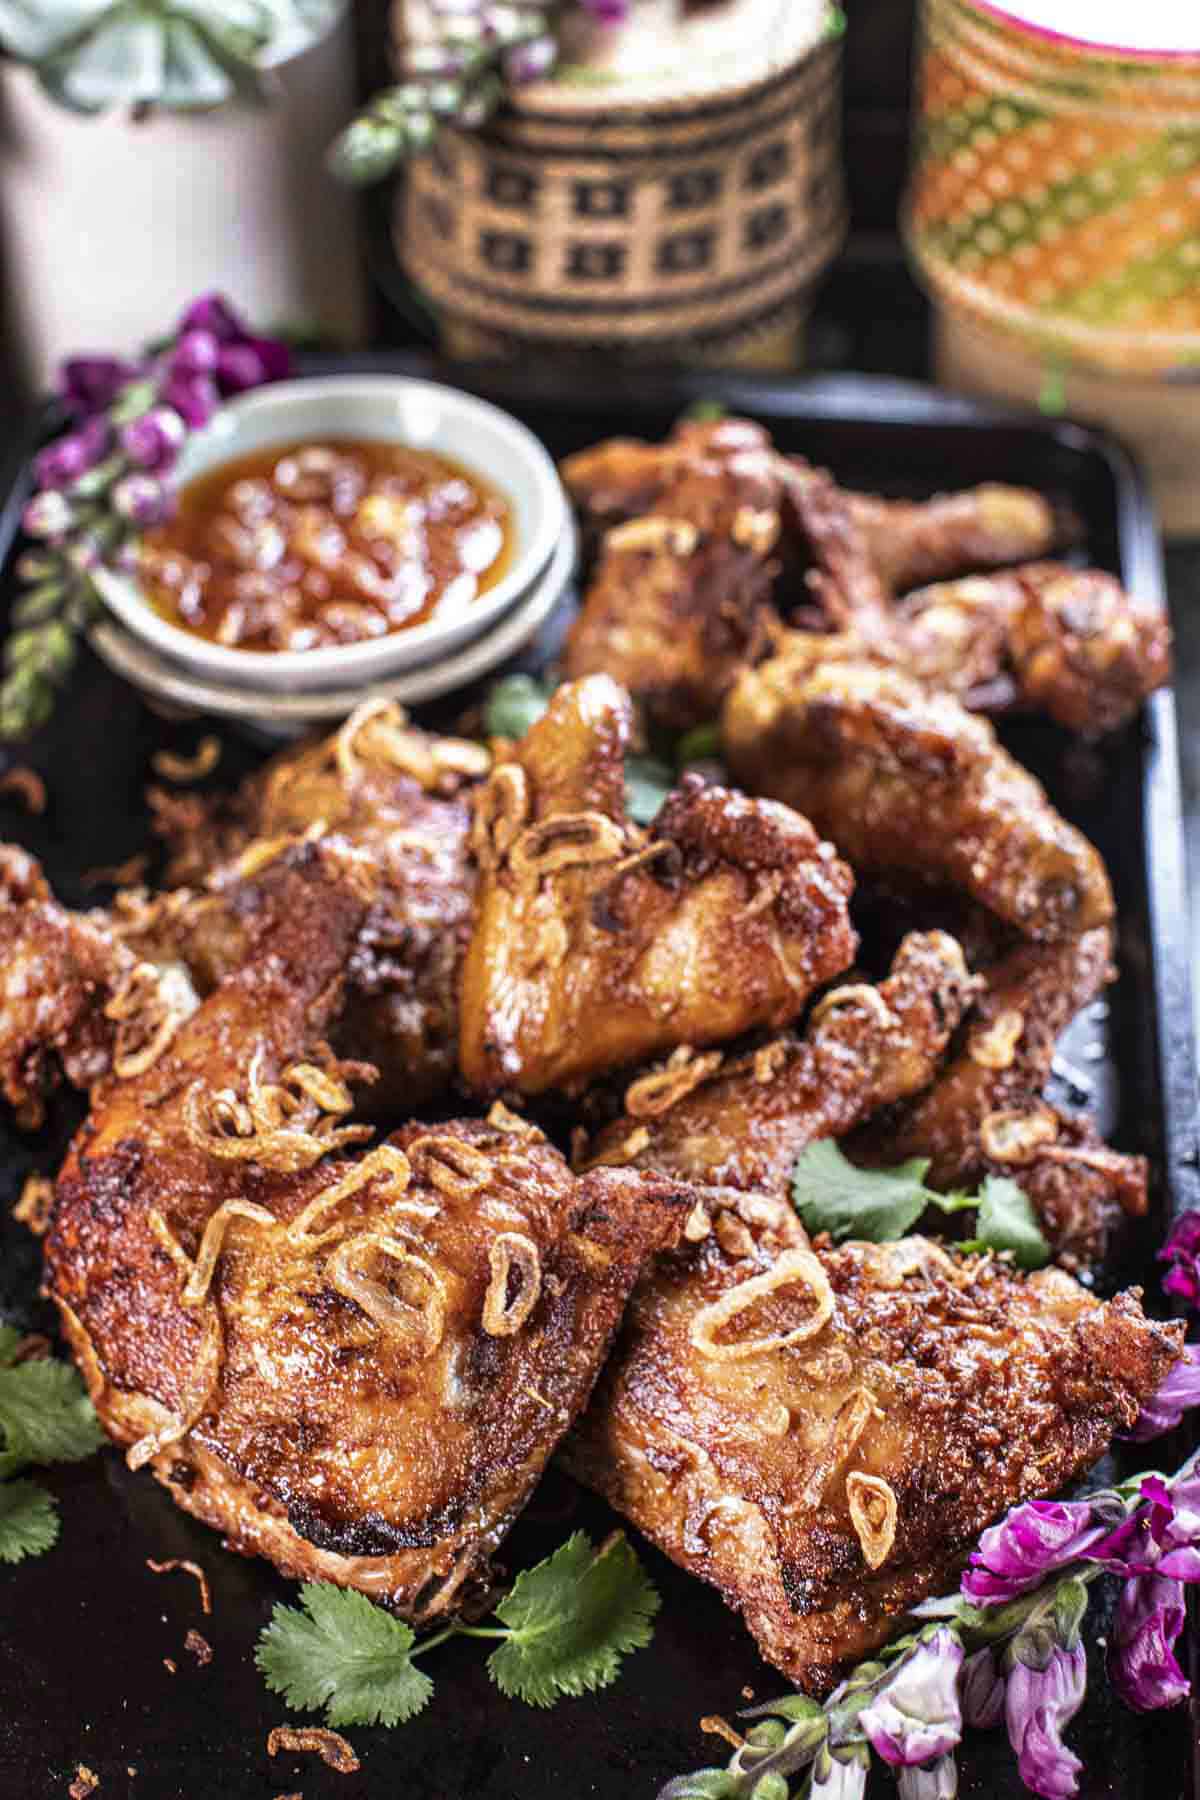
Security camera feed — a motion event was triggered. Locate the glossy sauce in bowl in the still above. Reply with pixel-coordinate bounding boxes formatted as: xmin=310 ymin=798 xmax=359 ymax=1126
xmin=139 ymin=438 xmax=513 ymax=654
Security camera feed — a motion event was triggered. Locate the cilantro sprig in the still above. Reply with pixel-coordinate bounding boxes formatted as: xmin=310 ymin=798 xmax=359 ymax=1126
xmin=257 ymin=1531 xmax=659 ymax=1728
xmin=790 ymin=1139 xmax=1050 ymax=1269
xmin=0 ymin=1324 xmax=104 ymax=1562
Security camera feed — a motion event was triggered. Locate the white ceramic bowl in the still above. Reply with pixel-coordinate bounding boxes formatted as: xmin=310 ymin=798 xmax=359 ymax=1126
xmin=94 ymin=375 xmax=568 ymax=693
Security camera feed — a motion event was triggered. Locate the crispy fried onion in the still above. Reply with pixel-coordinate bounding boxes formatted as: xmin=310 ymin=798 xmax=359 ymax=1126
xmin=624 ymin=1046 xmax=724 ymax=1119
xmin=508 ymin=812 xmax=628 ymax=882
xmin=846 ymin=1470 xmax=899 ymax=1569
xmin=183 ymin=1048 xmax=371 ymax=1173
xmin=13 ymin=1173 xmax=53 ymax=1236
xmin=335 ymin=697 xmax=489 ymax=790
xmin=407 ymin=1133 xmax=493 ymax=1202
xmin=0 ymin=765 xmax=46 ymax=813
xmin=152 ymin=1201 xmax=277 ymax=1308
xmin=472 ymin=762 xmax=531 ymax=860
xmin=127 ymin=1304 xmax=223 ymax=1470
xmin=968 ymin=1008 xmax=1025 ymax=1071
xmin=267 ymin=1726 xmax=360 ymax=1774
xmin=690 ymin=1249 xmax=834 ymax=1362
xmin=286 ymin=1144 xmax=417 ymax=1244
xmin=146 ymin=1557 xmax=212 ymax=1615
xmin=801 ymin=1386 xmax=882 ymax=1505
xmin=605 ymin=515 xmax=699 ymax=557
xmin=482 ymin=1232 xmax=542 ymax=1336
xmin=151 ymin=735 xmax=222 ymax=783
xmin=327 ymin=1233 xmax=445 ymax=1359
xmin=226 ymin=819 xmax=327 ymax=882
xmin=980 ymin=1106 xmax=1059 ymax=1165
xmin=809 ymin=982 xmax=898 ymax=1032
xmin=54 ymin=1299 xmax=105 ymax=1405
xmin=105 ymin=959 xmax=198 ymax=1078
xmin=487 ymin=1100 xmax=540 ymax=1138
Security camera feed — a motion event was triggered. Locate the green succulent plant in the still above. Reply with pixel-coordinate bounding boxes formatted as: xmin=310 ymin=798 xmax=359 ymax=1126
xmin=0 ymin=0 xmax=340 ymax=111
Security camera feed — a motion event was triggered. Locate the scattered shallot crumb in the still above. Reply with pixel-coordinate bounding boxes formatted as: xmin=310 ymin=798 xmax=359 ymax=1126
xmin=0 ymin=766 xmax=46 ymax=813
xmin=146 ymin=1558 xmax=211 ymax=1614
xmin=163 ymin=1659 xmax=177 ymax=1675
xmin=700 ymin=1716 xmax=745 ymax=1752
xmin=151 ymin=737 xmax=222 ymax=784
xmin=13 ymin=1174 xmax=54 ymax=1236
xmin=741 ymin=1686 xmax=755 ymax=1701
xmin=82 ymin=853 xmax=150 ymax=890
xmin=267 ymin=1726 xmax=360 ymax=1774
xmin=68 ymin=1768 xmax=98 ymax=1799
xmin=184 ymin=1629 xmax=212 ymax=1666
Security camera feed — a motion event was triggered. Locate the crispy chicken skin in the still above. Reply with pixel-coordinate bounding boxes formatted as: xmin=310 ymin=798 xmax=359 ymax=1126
xmin=582 ymin=930 xmax=977 ymax=1194
xmin=847 ymin=484 xmax=1057 ymax=593
xmin=458 ymin=676 xmax=856 ymax=1096
xmin=854 ymin=925 xmax=1147 ymax=1267
xmin=45 ymin=841 xmax=691 ymax=1619
xmin=563 ymin=424 xmax=783 ymax=730
xmin=150 ymin=701 xmax=485 ymax=1109
xmin=565 ymin=1197 xmax=1183 ymax=1693
xmin=723 ymin=650 xmax=1114 ymax=939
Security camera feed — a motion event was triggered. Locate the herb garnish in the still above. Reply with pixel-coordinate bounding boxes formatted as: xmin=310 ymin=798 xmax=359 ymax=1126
xmin=257 ymin=1531 xmax=659 ymax=1727
xmin=790 ymin=1139 xmax=1050 ymax=1269
xmin=0 ymin=1324 xmax=104 ymax=1562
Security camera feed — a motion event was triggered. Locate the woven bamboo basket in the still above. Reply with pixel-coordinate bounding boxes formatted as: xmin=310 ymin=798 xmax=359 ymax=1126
xmin=392 ymin=6 xmax=846 ymax=366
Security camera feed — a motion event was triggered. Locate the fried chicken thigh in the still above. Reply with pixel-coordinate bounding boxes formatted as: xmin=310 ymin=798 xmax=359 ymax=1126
xmin=723 ymin=649 xmax=1113 ymax=939
xmin=565 ymin=1193 xmax=1183 ymax=1692
xmin=459 ymin=675 xmax=856 ymax=1095
xmin=45 ymin=840 xmax=691 ymax=1619
xmin=581 ymin=930 xmax=977 ymax=1194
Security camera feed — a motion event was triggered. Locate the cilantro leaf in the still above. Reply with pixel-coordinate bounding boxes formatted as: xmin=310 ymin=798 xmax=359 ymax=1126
xmin=483 ymin=674 xmax=553 ymax=741
xmin=256 ymin=1582 xmax=433 ymax=1728
xmin=625 ymin=755 xmax=675 ymax=826
xmin=791 ymin=1139 xmax=937 ymax=1243
xmin=680 ymin=400 xmax=727 ymax=424
xmin=960 ymin=1176 xmax=1050 ymax=1269
xmin=658 ymin=1775 xmax=741 ymax=1800
xmin=0 ymin=1479 xmax=59 ymax=1563
xmin=0 ymin=1357 xmax=105 ymax=1479
xmin=488 ymin=1531 xmax=659 ymax=1707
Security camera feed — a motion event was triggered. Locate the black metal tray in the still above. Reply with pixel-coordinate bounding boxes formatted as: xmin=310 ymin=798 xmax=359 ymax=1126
xmin=0 ymin=360 xmax=1195 ymax=1800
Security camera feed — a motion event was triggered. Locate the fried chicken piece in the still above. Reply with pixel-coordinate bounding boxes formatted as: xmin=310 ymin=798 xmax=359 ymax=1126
xmin=459 ymin=675 xmax=856 ymax=1096
xmin=582 ymin=930 xmax=977 ymax=1194
xmin=851 ymin=925 xmax=1147 ymax=1267
xmin=1005 ymin=562 xmax=1172 ymax=735
xmin=151 ymin=701 xmax=486 ymax=1109
xmin=46 ymin=841 xmax=690 ymax=1620
xmin=723 ymin=649 xmax=1114 ymax=939
xmin=847 ymin=484 xmax=1057 ymax=593
xmin=563 ymin=426 xmax=783 ymax=730
xmin=559 ymin=417 xmax=772 ymax=533
xmin=564 ymin=1198 xmax=1183 ymax=1693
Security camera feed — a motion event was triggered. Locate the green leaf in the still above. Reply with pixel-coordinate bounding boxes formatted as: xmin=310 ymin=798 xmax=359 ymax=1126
xmin=676 ymin=722 xmax=721 ymax=767
xmin=256 ymin=1582 xmax=433 ymax=1728
xmin=0 ymin=1326 xmax=23 ymax=1369
xmin=0 ymin=1479 xmax=59 ymax=1564
xmin=488 ymin=1531 xmax=659 ymax=1707
xmin=680 ymin=400 xmax=727 ymax=424
xmin=0 ymin=1358 xmax=105 ymax=1479
xmin=625 ymin=755 xmax=674 ymax=826
xmin=657 ymin=1773 xmax=742 ymax=1800
xmin=791 ymin=1139 xmax=936 ymax=1244
xmin=482 ymin=672 xmax=554 ymax=741
xmin=961 ymin=1176 xmax=1050 ymax=1269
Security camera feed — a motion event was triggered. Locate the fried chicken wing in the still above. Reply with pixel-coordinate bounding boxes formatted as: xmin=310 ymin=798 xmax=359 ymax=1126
xmin=847 ymin=483 xmax=1058 ymax=593
xmin=45 ymin=841 xmax=690 ymax=1619
xmin=582 ymin=930 xmax=977 ymax=1194
xmin=562 ymin=428 xmax=783 ymax=730
xmin=150 ymin=701 xmax=485 ymax=1108
xmin=722 ymin=649 xmax=1114 ymax=939
xmin=459 ymin=675 xmax=856 ymax=1096
xmin=564 ymin=1198 xmax=1183 ymax=1692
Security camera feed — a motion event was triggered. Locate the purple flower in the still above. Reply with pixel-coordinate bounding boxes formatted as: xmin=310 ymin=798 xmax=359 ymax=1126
xmin=22 ymin=490 xmax=75 ymax=541
xmin=111 ymin=474 xmax=172 ymax=528
xmin=858 ymin=1630 xmax=963 ymax=1768
xmin=808 ymin=1746 xmax=868 ymax=1798
xmin=503 ymin=33 xmax=557 ymax=84
xmin=1089 ymin=1465 xmax=1200 ymax=1582
xmin=215 ymin=336 xmax=292 ymax=393
xmin=158 ymin=370 xmax=219 ymax=430
xmin=175 ymin=292 xmax=248 ymax=343
xmin=1127 ymin=1344 xmax=1200 ymax=1441
xmin=578 ymin=0 xmax=629 ymax=20
xmin=120 ymin=406 xmax=186 ymax=473
xmin=898 ymin=1755 xmax=958 ymax=1799
xmin=59 ymin=354 xmax=135 ymax=417
xmin=34 ymin=416 xmax=111 ymax=491
xmin=1160 ymin=1210 xmax=1200 ymax=1305
xmin=1109 ymin=1572 xmax=1189 ymax=1712
xmin=960 ymin=1647 xmax=1006 ymax=1729
xmin=962 ymin=1501 xmax=1112 ymax=1606
xmin=170 ymin=329 xmax=220 ymax=376
xmin=1005 ymin=1643 xmax=1086 ymax=1799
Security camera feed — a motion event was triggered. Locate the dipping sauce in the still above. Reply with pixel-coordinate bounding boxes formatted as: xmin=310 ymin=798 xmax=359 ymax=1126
xmin=139 ymin=439 xmax=513 ymax=653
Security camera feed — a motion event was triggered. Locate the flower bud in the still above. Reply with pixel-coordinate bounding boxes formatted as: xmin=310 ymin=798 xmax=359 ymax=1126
xmin=1109 ymin=1572 xmax=1189 ymax=1712
xmin=1127 ymin=1345 xmax=1200 ymax=1441
xmin=962 ymin=1500 xmax=1113 ymax=1605
xmin=120 ymin=406 xmax=186 ymax=473
xmin=34 ymin=416 xmax=111 ymax=492
xmin=1005 ymin=1641 xmax=1085 ymax=1799
xmin=22 ymin=491 xmax=75 ymax=541
xmin=111 ymin=474 xmax=172 ymax=528
xmin=898 ymin=1754 xmax=957 ymax=1799
xmin=858 ymin=1629 xmax=964 ymax=1767
xmin=176 ymin=293 xmax=246 ymax=343
xmin=159 ymin=372 xmax=219 ymax=431
xmin=1160 ymin=1210 xmax=1200 ymax=1305
xmin=59 ymin=354 xmax=134 ymax=418
xmin=959 ymin=1647 xmax=1005 ymax=1730
xmin=170 ymin=329 xmax=220 ymax=376
xmin=808 ymin=1744 xmax=869 ymax=1799
xmin=504 ymin=33 xmax=557 ymax=83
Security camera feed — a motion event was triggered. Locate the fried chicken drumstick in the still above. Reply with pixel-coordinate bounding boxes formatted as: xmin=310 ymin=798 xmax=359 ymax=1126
xmin=565 ymin=1192 xmax=1183 ymax=1693
xmin=45 ymin=840 xmax=693 ymax=1618
xmin=459 ymin=674 xmax=856 ymax=1095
